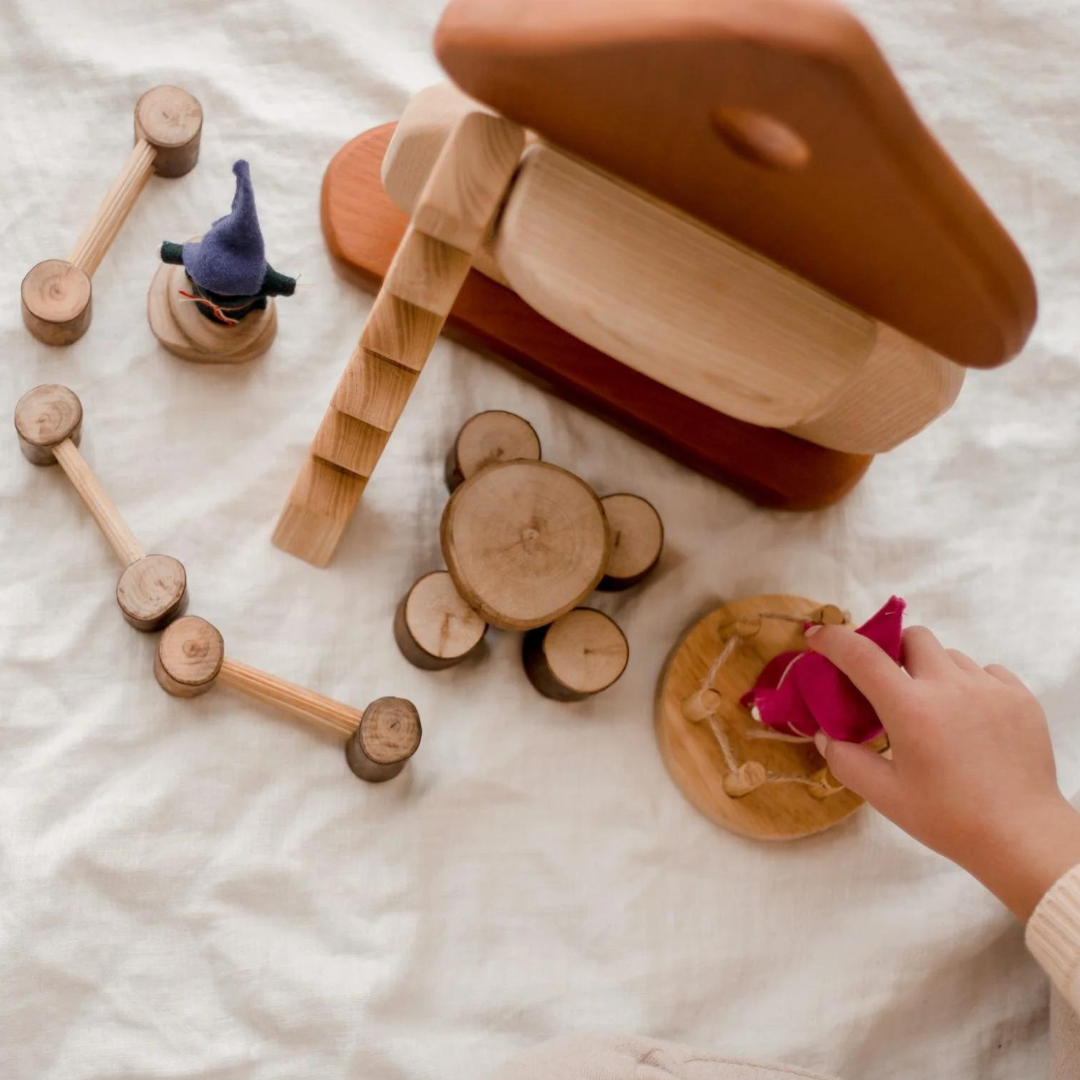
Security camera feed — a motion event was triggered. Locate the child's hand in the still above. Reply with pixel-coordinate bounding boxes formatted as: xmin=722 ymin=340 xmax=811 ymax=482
xmin=805 ymin=623 xmax=1080 ymax=920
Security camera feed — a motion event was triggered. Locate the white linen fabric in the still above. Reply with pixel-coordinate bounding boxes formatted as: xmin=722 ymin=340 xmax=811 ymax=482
xmin=1 ymin=1 xmax=1078 ymax=1078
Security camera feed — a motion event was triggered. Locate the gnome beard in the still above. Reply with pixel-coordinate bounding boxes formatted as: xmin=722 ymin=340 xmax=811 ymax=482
xmin=740 ymin=597 xmax=906 ymax=743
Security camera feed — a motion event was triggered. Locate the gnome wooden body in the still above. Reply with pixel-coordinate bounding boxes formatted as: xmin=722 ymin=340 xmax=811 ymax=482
xmin=148 ymin=160 xmax=295 ymax=363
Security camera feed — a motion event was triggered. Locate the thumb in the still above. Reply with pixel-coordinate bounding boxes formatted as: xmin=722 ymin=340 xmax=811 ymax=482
xmin=814 ymin=732 xmax=897 ymax=811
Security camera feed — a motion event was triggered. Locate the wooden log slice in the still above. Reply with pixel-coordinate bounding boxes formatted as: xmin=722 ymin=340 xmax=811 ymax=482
xmin=14 ymin=384 xmax=83 ymax=465
xmin=523 ymin=607 xmax=629 ymax=701
xmin=597 ymin=493 xmax=663 ymax=590
xmin=655 ymin=594 xmax=864 ymax=841
xmin=21 ymin=260 xmax=93 ymax=346
xmin=345 ymin=696 xmax=422 ymax=782
xmin=134 ymin=85 xmax=203 ymax=178
xmin=154 ymin=615 xmax=224 ymax=698
xmin=441 ymin=460 xmax=610 ymax=631
xmin=394 ymin=570 xmax=488 ymax=669
xmin=445 ymin=410 xmax=541 ymax=491
xmin=116 ymin=553 xmax=188 ymax=632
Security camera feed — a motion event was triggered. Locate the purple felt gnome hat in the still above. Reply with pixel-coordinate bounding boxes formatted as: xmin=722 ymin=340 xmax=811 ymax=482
xmin=181 ymin=160 xmax=266 ymax=296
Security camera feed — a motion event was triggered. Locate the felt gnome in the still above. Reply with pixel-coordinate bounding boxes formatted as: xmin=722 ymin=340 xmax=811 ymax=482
xmin=160 ymin=160 xmax=295 ymax=326
xmin=148 ymin=160 xmax=293 ymax=363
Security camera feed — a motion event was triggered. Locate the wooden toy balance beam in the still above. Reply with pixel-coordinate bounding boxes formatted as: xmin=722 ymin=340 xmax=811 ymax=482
xmin=21 ymin=86 xmax=203 ymax=346
xmin=15 ymin=384 xmax=188 ymax=631
xmin=155 ymin=616 xmax=422 ymax=782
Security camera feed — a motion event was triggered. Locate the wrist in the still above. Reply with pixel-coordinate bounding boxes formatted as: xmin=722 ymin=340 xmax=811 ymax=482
xmin=962 ymin=794 xmax=1080 ymax=921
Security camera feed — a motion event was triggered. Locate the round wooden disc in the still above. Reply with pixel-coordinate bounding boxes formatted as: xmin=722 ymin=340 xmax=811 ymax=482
xmin=655 ymin=594 xmax=864 ymax=841
xmin=134 ymin=86 xmax=203 ymax=176
xmin=440 ymin=460 xmax=610 ymax=631
xmin=154 ymin=616 xmax=224 ymax=698
xmin=345 ymin=697 xmax=423 ymax=781
xmin=14 ymin=384 xmax=83 ymax=465
xmin=21 ymin=260 xmax=92 ymax=345
xmin=446 ymin=410 xmax=542 ymax=490
xmin=598 ymin=493 xmax=664 ymax=590
xmin=524 ymin=607 xmax=629 ymax=700
xmin=148 ymin=262 xmax=277 ymax=363
xmin=395 ymin=570 xmax=487 ymax=669
xmin=116 ymin=554 xmax=188 ymax=632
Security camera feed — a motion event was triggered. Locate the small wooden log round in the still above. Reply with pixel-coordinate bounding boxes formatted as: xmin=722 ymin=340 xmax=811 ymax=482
xmin=723 ymin=760 xmax=768 ymax=798
xmin=21 ymin=260 xmax=93 ymax=346
xmin=597 ymin=493 xmax=664 ymax=590
xmin=394 ymin=570 xmax=487 ymax=670
xmin=345 ymin=696 xmax=422 ymax=782
xmin=522 ymin=607 xmax=629 ymax=701
xmin=441 ymin=460 xmax=610 ymax=631
xmin=445 ymin=410 xmax=542 ymax=491
xmin=116 ymin=554 xmax=188 ymax=632
xmin=681 ymin=687 xmax=721 ymax=723
xmin=148 ymin=262 xmax=278 ymax=364
xmin=135 ymin=86 xmax=203 ymax=177
xmin=14 ymin=384 xmax=83 ymax=465
xmin=655 ymin=594 xmax=864 ymax=841
xmin=154 ymin=616 xmax=225 ymax=698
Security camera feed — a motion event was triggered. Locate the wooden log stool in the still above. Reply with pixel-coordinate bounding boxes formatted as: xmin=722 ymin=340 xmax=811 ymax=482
xmin=155 ymin=616 xmax=422 ymax=782
xmin=15 ymin=384 xmax=188 ymax=631
xmin=394 ymin=570 xmax=488 ymax=669
xmin=445 ymin=409 xmax=541 ymax=491
xmin=441 ymin=459 xmax=610 ymax=631
xmin=22 ymin=86 xmax=202 ymax=346
xmin=655 ymin=594 xmax=864 ymax=840
xmin=523 ymin=607 xmax=629 ymax=701
xmin=597 ymin=494 xmax=664 ymax=591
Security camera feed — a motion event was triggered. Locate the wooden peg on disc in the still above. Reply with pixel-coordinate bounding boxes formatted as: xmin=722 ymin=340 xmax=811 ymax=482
xmin=15 ymin=385 xmax=188 ymax=631
xmin=445 ymin=410 xmax=542 ymax=491
xmin=441 ymin=460 xmax=611 ymax=631
xmin=597 ymin=493 xmax=664 ymax=591
xmin=154 ymin=616 xmax=422 ymax=782
xmin=22 ymin=86 xmax=202 ymax=346
xmin=522 ymin=607 xmax=629 ymax=701
xmin=394 ymin=570 xmax=488 ymax=669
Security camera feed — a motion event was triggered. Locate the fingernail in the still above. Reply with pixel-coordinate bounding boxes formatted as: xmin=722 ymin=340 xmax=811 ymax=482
xmin=804 ymin=624 xmax=822 ymax=639
xmin=813 ymin=732 xmax=829 ymax=755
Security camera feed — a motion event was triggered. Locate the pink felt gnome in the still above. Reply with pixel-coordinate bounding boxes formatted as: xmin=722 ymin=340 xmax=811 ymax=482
xmin=740 ymin=597 xmax=906 ymax=743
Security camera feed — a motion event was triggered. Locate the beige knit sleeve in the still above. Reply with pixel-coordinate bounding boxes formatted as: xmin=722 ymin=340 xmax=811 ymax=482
xmin=1027 ymin=863 xmax=1080 ymax=1013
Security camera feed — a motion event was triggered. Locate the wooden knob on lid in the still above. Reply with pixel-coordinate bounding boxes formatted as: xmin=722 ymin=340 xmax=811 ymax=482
xmin=445 ymin=410 xmax=542 ymax=492
xmin=134 ymin=85 xmax=203 ymax=177
xmin=116 ymin=554 xmax=188 ymax=632
xmin=14 ymin=384 xmax=83 ymax=465
xmin=345 ymin=696 xmax=423 ymax=782
xmin=155 ymin=616 xmax=225 ymax=698
xmin=394 ymin=570 xmax=487 ymax=670
xmin=597 ymin=493 xmax=664 ymax=591
xmin=441 ymin=460 xmax=610 ymax=631
xmin=20 ymin=261 xmax=93 ymax=346
xmin=523 ymin=607 xmax=629 ymax=701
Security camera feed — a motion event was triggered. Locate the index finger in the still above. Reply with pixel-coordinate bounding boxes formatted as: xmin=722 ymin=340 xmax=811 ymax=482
xmin=804 ymin=624 xmax=907 ymax=710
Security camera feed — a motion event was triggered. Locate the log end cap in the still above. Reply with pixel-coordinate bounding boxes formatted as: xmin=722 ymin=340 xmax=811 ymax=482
xmin=117 ymin=554 xmax=188 ymax=632
xmin=345 ymin=697 xmax=422 ymax=781
xmin=21 ymin=261 xmax=92 ymax=345
xmin=14 ymin=383 xmax=83 ymax=464
xmin=155 ymin=615 xmax=224 ymax=698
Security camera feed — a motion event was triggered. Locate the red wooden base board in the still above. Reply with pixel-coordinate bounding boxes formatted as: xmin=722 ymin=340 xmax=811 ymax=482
xmin=320 ymin=123 xmax=872 ymax=510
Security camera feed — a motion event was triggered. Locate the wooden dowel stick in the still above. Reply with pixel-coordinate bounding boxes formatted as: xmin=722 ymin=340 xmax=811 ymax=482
xmin=154 ymin=617 xmax=423 ymax=782
xmin=22 ymin=85 xmax=202 ymax=346
xmin=68 ymin=140 xmax=156 ymax=277
xmin=52 ymin=438 xmax=144 ymax=567
xmin=216 ymin=657 xmax=362 ymax=737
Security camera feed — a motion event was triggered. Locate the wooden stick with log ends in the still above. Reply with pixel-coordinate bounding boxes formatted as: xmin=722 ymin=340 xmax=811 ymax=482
xmin=155 ymin=616 xmax=422 ymax=782
xmin=15 ymin=384 xmax=188 ymax=631
xmin=21 ymin=86 xmax=203 ymax=346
